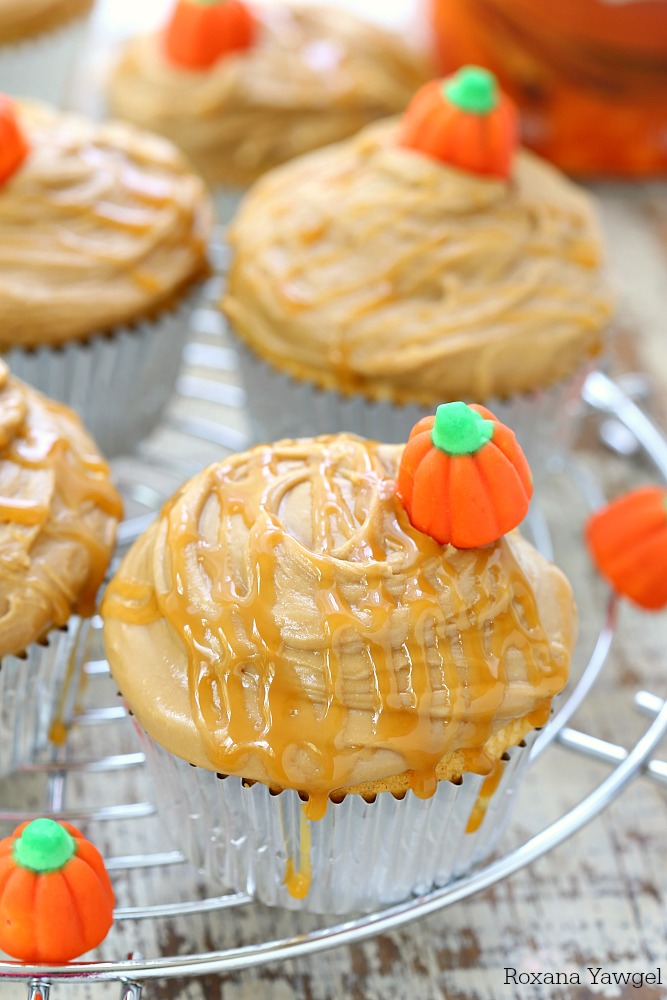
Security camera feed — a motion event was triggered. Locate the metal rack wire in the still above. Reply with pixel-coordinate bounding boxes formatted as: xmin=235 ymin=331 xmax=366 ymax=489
xmin=2 ymin=254 xmax=667 ymax=997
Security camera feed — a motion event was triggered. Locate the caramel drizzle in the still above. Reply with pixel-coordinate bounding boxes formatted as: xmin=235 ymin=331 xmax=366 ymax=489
xmin=0 ymin=104 xmax=211 ymax=351
xmin=110 ymin=6 xmax=429 ymax=190
xmin=0 ymin=128 xmax=203 ymax=281
xmin=225 ymin=123 xmax=609 ymax=402
xmin=105 ymin=437 xmax=567 ymax=802
xmin=465 ymin=757 xmax=506 ymax=834
xmin=0 ymin=377 xmax=123 ymax=625
xmin=284 ymin=805 xmax=313 ymax=901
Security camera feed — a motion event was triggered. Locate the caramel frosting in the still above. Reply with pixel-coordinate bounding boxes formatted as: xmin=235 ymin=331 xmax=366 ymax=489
xmin=107 ymin=5 xmax=431 ymax=188
xmin=0 ymin=361 xmax=122 ymax=659
xmin=0 ymin=0 xmax=92 ymax=46
xmin=224 ymin=119 xmax=613 ymax=404
xmin=102 ymin=434 xmax=576 ymax=807
xmin=0 ymin=101 xmax=213 ymax=350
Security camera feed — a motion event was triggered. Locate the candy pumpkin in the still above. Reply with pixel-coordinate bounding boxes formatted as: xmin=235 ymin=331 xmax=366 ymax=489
xmin=0 ymin=95 xmax=29 ymax=186
xmin=164 ymin=0 xmax=256 ymax=71
xmin=398 ymin=66 xmax=518 ymax=179
xmin=396 ymin=401 xmax=532 ymax=548
xmin=586 ymin=486 xmax=667 ymax=611
xmin=0 ymin=818 xmax=115 ymax=963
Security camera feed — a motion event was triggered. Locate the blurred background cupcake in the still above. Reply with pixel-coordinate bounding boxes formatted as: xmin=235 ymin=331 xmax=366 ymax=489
xmin=106 ymin=0 xmax=432 ymax=222
xmin=0 ymin=94 xmax=213 ymax=457
xmin=223 ymin=67 xmax=613 ymax=468
xmin=0 ymin=360 xmax=122 ymax=778
xmin=0 ymin=0 xmax=94 ymax=106
xmin=102 ymin=405 xmax=577 ymax=913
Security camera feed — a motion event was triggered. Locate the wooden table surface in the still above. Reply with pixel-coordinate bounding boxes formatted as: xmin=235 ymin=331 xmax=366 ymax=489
xmin=3 ymin=4 xmax=667 ymax=999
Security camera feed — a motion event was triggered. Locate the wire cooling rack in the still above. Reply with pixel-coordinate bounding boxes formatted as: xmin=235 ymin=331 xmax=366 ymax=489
xmin=2 ymin=244 xmax=667 ymax=997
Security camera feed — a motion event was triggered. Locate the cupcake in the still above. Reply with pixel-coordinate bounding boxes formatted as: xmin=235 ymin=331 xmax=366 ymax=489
xmin=223 ymin=67 xmax=613 ymax=464
xmin=0 ymin=0 xmax=93 ymax=107
xmin=107 ymin=0 xmax=431 ymax=222
xmin=0 ymin=95 xmax=213 ymax=457
xmin=102 ymin=403 xmax=576 ymax=913
xmin=0 ymin=360 xmax=122 ymax=778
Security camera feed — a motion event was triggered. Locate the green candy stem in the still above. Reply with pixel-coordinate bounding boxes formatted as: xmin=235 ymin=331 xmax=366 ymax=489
xmin=13 ymin=819 xmax=75 ymax=874
xmin=431 ymin=402 xmax=494 ymax=456
xmin=443 ymin=66 xmax=498 ymax=115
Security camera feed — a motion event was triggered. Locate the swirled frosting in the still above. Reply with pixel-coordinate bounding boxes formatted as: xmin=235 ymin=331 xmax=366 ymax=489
xmin=224 ymin=119 xmax=612 ymax=404
xmin=0 ymin=361 xmax=122 ymax=658
xmin=102 ymin=434 xmax=576 ymax=807
xmin=107 ymin=5 xmax=431 ymax=187
xmin=0 ymin=101 xmax=213 ymax=349
xmin=0 ymin=0 xmax=92 ymax=45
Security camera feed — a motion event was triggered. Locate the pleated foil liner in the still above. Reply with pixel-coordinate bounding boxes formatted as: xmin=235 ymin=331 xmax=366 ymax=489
xmin=140 ymin=726 xmax=536 ymax=915
xmin=0 ymin=618 xmax=89 ymax=779
xmin=0 ymin=15 xmax=89 ymax=107
xmin=214 ymin=187 xmax=245 ymax=228
xmin=236 ymin=344 xmax=587 ymax=478
xmin=4 ymin=296 xmax=194 ymax=458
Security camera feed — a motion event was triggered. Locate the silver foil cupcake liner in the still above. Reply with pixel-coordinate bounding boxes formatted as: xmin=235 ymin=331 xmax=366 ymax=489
xmin=0 ymin=15 xmax=89 ymax=107
xmin=0 ymin=618 xmax=89 ymax=779
xmin=214 ymin=187 xmax=245 ymax=228
xmin=236 ymin=343 xmax=588 ymax=479
xmin=4 ymin=295 xmax=196 ymax=458
xmin=139 ymin=725 xmax=535 ymax=915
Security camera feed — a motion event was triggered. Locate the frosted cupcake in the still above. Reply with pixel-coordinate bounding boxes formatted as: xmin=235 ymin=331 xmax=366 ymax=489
xmin=102 ymin=402 xmax=576 ymax=913
xmin=0 ymin=0 xmax=93 ymax=106
xmin=107 ymin=0 xmax=431 ymax=222
xmin=223 ymin=67 xmax=612 ymax=462
xmin=0 ymin=360 xmax=122 ymax=777
xmin=0 ymin=95 xmax=213 ymax=456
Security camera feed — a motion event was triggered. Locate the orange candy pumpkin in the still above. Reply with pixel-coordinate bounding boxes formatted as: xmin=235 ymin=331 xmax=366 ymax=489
xmin=0 ymin=95 xmax=29 ymax=186
xmin=396 ymin=401 xmax=532 ymax=548
xmin=0 ymin=818 xmax=115 ymax=964
xmin=586 ymin=486 xmax=667 ymax=611
xmin=164 ymin=0 xmax=256 ymax=71
xmin=398 ymin=66 xmax=518 ymax=179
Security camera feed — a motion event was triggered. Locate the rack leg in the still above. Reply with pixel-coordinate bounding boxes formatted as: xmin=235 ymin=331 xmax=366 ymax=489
xmin=27 ymin=981 xmax=50 ymax=1000
xmin=120 ymin=982 xmax=143 ymax=1000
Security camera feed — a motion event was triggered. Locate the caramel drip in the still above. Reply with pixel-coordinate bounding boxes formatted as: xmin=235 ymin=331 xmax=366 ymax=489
xmin=48 ymin=620 xmax=90 ymax=747
xmin=105 ymin=436 xmax=571 ymax=801
xmin=465 ymin=757 xmax=506 ymax=834
xmin=284 ymin=804 xmax=313 ymax=901
xmin=0 ymin=497 xmax=48 ymax=525
xmin=101 ymin=579 xmax=162 ymax=626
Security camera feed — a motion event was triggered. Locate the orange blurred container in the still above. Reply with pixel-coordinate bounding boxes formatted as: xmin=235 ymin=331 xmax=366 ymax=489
xmin=431 ymin=0 xmax=667 ymax=177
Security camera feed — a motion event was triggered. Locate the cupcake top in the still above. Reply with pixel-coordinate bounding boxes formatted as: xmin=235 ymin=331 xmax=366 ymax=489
xmin=224 ymin=70 xmax=612 ymax=404
xmin=0 ymin=361 xmax=123 ymax=659
xmin=107 ymin=2 xmax=431 ymax=187
xmin=0 ymin=0 xmax=93 ymax=45
xmin=0 ymin=98 xmax=212 ymax=349
xmin=103 ymin=419 xmax=576 ymax=809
